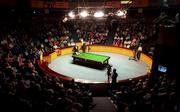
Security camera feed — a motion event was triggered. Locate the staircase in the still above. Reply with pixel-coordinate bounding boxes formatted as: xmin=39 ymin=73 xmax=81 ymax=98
xmin=90 ymin=97 xmax=117 ymax=112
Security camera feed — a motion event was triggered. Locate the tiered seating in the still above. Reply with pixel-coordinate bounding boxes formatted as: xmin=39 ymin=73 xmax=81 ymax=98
xmin=0 ymin=10 xmax=178 ymax=112
xmin=0 ymin=19 xmax=94 ymax=112
xmin=108 ymin=75 xmax=177 ymax=112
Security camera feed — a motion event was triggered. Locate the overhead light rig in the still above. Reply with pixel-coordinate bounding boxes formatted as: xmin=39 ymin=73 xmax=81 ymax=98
xmin=62 ymin=0 xmax=133 ymax=22
xmin=63 ymin=6 xmax=128 ymax=22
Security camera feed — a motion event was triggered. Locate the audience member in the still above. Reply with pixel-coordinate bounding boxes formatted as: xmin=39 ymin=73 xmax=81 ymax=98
xmin=106 ymin=64 xmax=112 ymax=83
xmin=112 ymin=69 xmax=118 ymax=84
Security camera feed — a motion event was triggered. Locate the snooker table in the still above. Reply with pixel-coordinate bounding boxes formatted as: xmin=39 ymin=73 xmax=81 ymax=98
xmin=72 ymin=52 xmax=110 ymax=66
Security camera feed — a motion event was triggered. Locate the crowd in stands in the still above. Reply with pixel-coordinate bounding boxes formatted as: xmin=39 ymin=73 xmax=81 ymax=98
xmin=31 ymin=18 xmax=109 ymax=51
xmin=112 ymin=20 xmax=152 ymax=48
xmin=62 ymin=19 xmax=156 ymax=57
xmin=30 ymin=15 xmax=157 ymax=58
xmin=107 ymin=12 xmax=179 ymax=111
xmin=0 ymin=11 xmax=178 ymax=112
xmin=108 ymin=74 xmax=177 ymax=112
xmin=59 ymin=20 xmax=109 ymax=46
xmin=0 ymin=18 xmax=94 ymax=112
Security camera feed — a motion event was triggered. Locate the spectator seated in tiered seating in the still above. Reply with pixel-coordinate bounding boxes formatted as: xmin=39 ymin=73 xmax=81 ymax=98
xmin=108 ymin=74 xmax=177 ymax=112
xmin=0 ymin=18 xmax=94 ymax=112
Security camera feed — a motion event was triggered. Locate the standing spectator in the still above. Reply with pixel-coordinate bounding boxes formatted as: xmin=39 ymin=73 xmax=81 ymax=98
xmin=129 ymin=45 xmax=138 ymax=61
xmin=137 ymin=44 xmax=142 ymax=60
xmin=112 ymin=69 xmax=118 ymax=84
xmin=106 ymin=65 xmax=112 ymax=83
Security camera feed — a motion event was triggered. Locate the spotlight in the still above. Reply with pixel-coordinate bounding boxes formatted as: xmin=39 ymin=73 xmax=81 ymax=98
xmin=68 ymin=11 xmax=75 ymax=18
xmin=94 ymin=11 xmax=104 ymax=18
xmin=80 ymin=10 xmax=89 ymax=18
xmin=121 ymin=0 xmax=132 ymax=4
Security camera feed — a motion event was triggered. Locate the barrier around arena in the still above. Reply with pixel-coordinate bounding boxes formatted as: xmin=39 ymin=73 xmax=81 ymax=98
xmin=38 ymin=44 xmax=153 ymax=82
